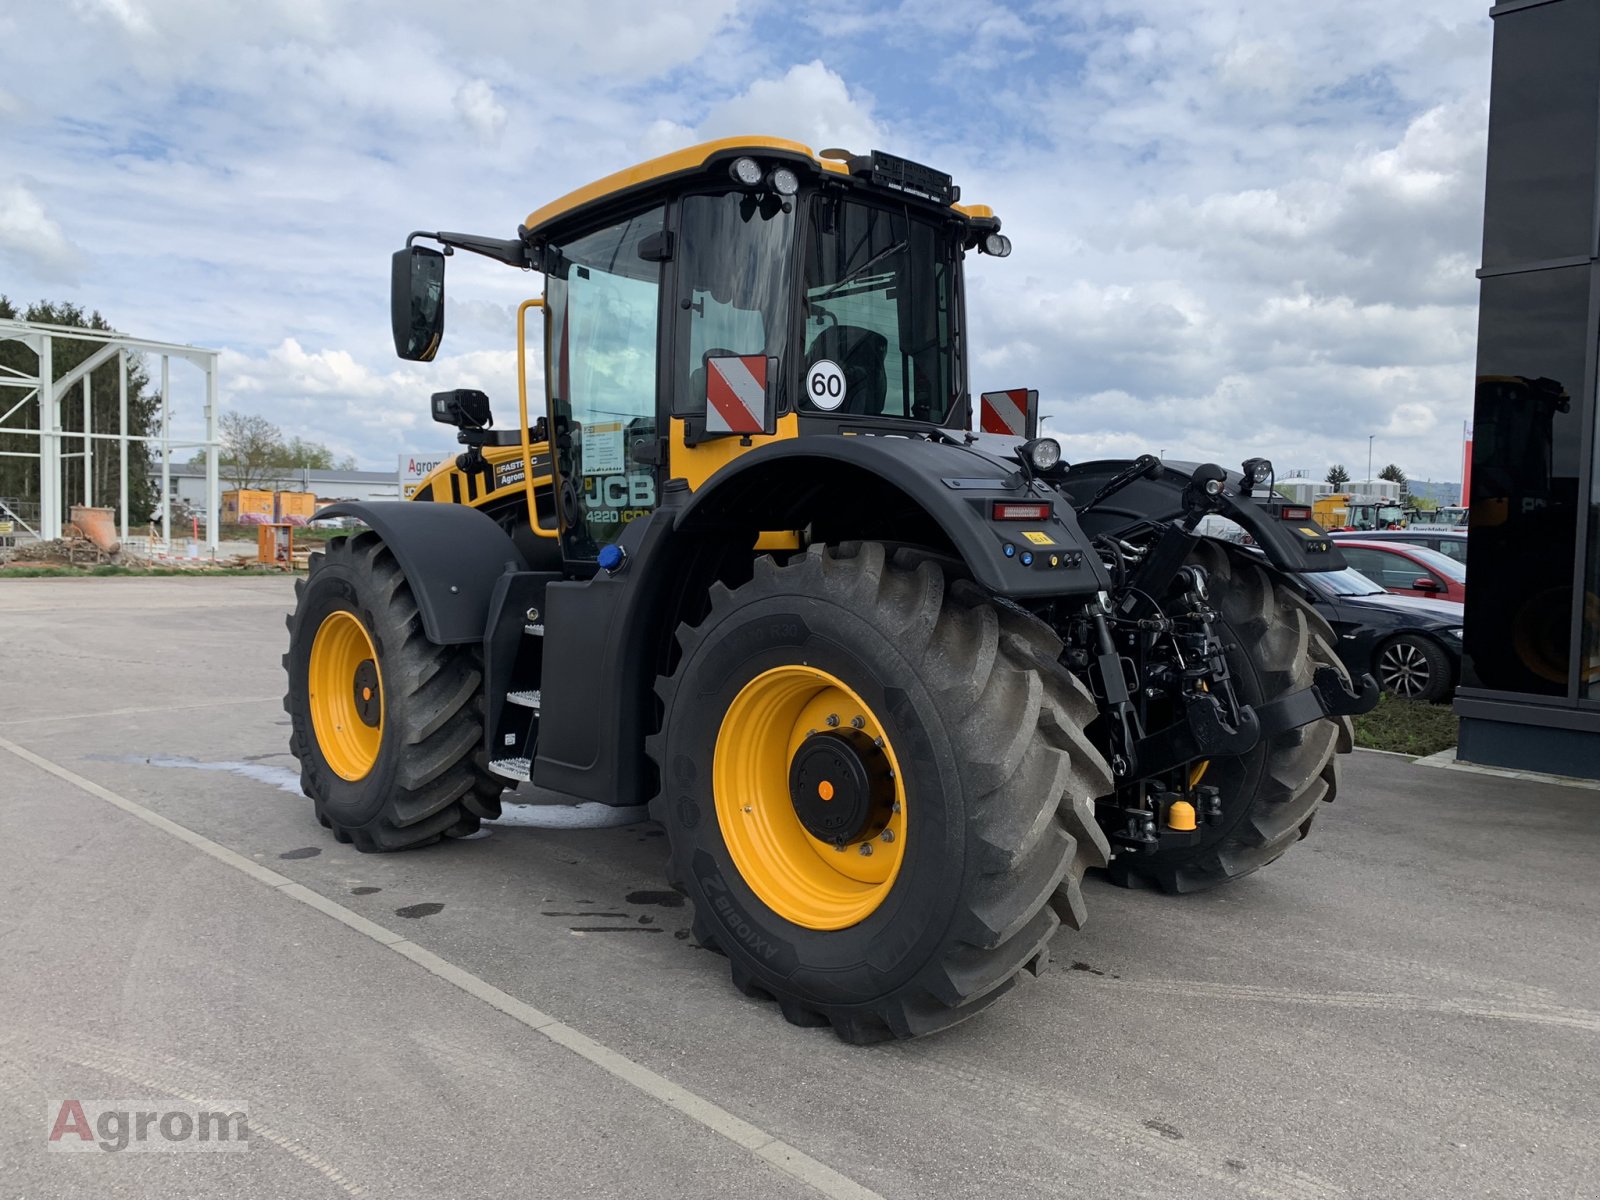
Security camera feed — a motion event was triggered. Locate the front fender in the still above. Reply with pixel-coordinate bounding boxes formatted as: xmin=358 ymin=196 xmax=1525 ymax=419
xmin=1059 ymin=459 xmax=1349 ymax=573
xmin=673 ymin=435 xmax=1113 ymax=598
xmin=316 ymin=502 xmax=527 ymax=644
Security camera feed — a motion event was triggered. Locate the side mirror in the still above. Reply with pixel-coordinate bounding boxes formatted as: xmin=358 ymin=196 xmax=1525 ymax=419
xmin=391 ymin=246 xmax=446 ymax=361
xmin=1412 ymin=576 xmax=1441 ymax=592
xmin=704 ymin=354 xmax=777 ymax=438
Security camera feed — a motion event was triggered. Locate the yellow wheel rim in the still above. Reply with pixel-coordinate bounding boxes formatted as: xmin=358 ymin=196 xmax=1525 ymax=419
xmin=308 ymin=610 xmax=384 ymax=781
xmin=713 ymin=665 xmax=907 ymax=931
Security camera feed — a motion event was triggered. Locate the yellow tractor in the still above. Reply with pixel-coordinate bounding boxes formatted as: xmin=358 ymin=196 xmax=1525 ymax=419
xmin=284 ymin=137 xmax=1376 ymax=1041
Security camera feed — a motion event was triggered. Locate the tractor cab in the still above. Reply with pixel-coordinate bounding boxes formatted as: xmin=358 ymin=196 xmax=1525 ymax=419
xmin=390 ymin=138 xmax=1010 ymax=563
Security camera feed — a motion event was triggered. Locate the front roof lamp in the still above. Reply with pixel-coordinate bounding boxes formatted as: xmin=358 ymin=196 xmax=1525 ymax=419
xmin=729 ymin=156 xmax=764 ymax=187
xmin=983 ymin=232 xmax=1012 ymax=257
xmin=768 ymin=166 xmax=800 ymax=196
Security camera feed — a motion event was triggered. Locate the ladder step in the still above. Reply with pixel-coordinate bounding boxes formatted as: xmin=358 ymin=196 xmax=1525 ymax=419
xmin=488 ymin=756 xmax=532 ymax=782
xmin=506 ymin=689 xmax=542 ymax=710
xmin=525 ymin=623 xmax=544 ymax=636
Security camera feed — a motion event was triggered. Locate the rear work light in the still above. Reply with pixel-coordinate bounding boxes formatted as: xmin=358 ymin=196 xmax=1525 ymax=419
xmin=992 ymin=501 xmax=1053 ymax=521
xmin=1280 ymin=505 xmax=1313 ymax=521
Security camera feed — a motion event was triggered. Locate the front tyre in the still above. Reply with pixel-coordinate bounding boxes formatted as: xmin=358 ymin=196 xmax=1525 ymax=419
xmin=283 ymin=532 xmax=504 ymax=851
xmin=1108 ymin=540 xmax=1353 ymax=893
xmin=648 ymin=543 xmax=1112 ymax=1043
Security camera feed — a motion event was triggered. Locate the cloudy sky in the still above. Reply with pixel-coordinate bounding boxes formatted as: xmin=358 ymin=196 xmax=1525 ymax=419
xmin=2 ymin=0 xmax=1489 ymax=484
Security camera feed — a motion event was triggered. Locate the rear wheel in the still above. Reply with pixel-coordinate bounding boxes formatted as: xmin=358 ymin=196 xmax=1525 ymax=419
xmin=648 ymin=542 xmax=1111 ymax=1043
xmin=1108 ymin=539 xmax=1352 ymax=893
xmin=283 ymin=532 xmax=504 ymax=851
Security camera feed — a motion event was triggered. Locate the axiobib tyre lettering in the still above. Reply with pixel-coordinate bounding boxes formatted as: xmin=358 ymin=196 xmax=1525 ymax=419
xmin=649 ymin=541 xmax=1112 ymax=1044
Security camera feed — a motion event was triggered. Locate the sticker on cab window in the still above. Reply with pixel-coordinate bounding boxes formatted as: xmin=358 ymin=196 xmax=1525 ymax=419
xmin=807 ymin=360 xmax=846 ymax=411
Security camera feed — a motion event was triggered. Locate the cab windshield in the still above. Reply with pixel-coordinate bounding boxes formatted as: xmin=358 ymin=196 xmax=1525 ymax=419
xmin=801 ymin=196 xmax=960 ymax=424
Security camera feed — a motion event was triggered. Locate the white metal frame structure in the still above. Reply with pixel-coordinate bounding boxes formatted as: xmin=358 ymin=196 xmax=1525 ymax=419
xmin=0 ymin=319 xmax=220 ymax=549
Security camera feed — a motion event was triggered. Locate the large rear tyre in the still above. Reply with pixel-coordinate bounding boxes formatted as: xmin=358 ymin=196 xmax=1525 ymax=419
xmin=648 ymin=543 xmax=1112 ymax=1043
xmin=1107 ymin=539 xmax=1353 ymax=893
xmin=283 ymin=532 xmax=504 ymax=851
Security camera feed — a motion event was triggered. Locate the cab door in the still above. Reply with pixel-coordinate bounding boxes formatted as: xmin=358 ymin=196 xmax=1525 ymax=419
xmin=543 ymin=206 xmax=667 ymax=561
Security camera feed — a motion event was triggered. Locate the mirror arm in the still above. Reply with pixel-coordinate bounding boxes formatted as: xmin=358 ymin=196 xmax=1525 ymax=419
xmin=408 ymin=229 xmax=531 ymax=268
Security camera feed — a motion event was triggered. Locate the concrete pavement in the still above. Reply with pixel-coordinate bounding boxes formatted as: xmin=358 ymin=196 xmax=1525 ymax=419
xmin=1 ymin=576 xmax=1597 ymax=1199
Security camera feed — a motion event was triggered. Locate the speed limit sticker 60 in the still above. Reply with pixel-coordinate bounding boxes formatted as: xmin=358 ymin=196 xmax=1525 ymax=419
xmin=807 ymin=360 xmax=846 ymax=410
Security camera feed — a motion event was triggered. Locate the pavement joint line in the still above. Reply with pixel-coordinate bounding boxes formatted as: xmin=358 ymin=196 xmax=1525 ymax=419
xmin=0 ymin=733 xmax=885 ymax=1200
xmin=0 ymin=695 xmax=284 ymax=728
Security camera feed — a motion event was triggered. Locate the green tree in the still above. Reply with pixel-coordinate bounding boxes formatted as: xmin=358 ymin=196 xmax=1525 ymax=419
xmin=1378 ymin=463 xmax=1408 ymax=498
xmin=194 ymin=413 xmax=355 ymax=487
xmin=1326 ymin=463 xmax=1350 ymax=488
xmin=0 ymin=296 xmax=161 ymax=525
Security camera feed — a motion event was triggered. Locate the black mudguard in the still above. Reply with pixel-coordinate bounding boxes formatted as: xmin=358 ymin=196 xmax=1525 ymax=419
xmin=1059 ymin=459 xmax=1349 ymax=573
xmin=673 ymin=435 xmax=1112 ymax=597
xmin=316 ymin=502 xmax=527 ymax=644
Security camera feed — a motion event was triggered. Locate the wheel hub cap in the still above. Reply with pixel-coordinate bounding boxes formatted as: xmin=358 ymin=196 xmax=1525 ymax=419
xmin=788 ymin=728 xmax=894 ymax=845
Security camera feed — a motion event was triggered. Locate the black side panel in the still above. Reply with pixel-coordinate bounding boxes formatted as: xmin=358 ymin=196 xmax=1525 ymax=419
xmin=1062 ymin=460 xmax=1349 ymax=573
xmin=533 ymin=507 xmax=681 ymax=806
xmin=317 ymin=502 xmax=528 ymax=644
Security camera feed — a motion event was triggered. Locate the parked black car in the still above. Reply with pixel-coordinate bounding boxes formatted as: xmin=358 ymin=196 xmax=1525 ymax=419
xmin=1330 ymin=528 xmax=1468 ymax=565
xmin=1279 ymin=565 xmax=1464 ymax=703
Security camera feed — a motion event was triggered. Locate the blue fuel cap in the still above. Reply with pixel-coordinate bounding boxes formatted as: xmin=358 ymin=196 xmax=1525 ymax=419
xmin=598 ymin=544 xmax=627 ymax=573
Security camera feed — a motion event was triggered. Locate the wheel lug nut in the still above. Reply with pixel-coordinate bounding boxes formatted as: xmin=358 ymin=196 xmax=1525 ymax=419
xmin=858 ymin=843 xmax=873 ymax=856
xmin=826 ymin=714 xmax=840 ymax=727
xmin=851 ymin=716 xmax=865 ymax=729
xmin=873 ymin=736 xmax=884 ymax=748
xmin=881 ymin=829 xmax=895 ymax=843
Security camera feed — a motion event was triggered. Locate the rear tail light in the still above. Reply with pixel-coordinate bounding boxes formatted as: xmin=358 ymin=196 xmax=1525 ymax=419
xmin=992 ymin=501 xmax=1052 ymax=521
xmin=1281 ymin=505 xmax=1312 ymax=521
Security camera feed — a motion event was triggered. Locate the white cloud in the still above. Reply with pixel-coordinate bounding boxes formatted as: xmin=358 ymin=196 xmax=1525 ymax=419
xmin=0 ymin=0 xmax=1494 ymax=484
xmin=0 ymin=181 xmax=82 ymax=281
xmin=454 ymin=79 xmax=509 ymax=144
xmin=697 ymin=61 xmax=881 ymax=154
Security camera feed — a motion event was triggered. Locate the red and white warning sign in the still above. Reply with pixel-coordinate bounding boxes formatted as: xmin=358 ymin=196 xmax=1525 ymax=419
xmin=706 ymin=355 xmax=769 ymax=435
xmin=979 ymin=388 xmax=1036 ymax=437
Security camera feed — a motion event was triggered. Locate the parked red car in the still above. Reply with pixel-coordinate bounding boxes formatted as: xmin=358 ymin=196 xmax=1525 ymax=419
xmin=1332 ymin=540 xmax=1467 ymax=604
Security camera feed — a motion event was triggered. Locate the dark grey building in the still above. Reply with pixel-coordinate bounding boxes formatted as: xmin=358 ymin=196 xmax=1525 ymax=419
xmin=1456 ymin=0 xmax=1600 ymax=778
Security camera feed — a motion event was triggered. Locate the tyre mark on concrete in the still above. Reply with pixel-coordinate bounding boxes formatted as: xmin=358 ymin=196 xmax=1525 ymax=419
xmin=1077 ymin=977 xmax=1600 ymax=1033
xmin=899 ymin=1052 xmax=1343 ymax=1200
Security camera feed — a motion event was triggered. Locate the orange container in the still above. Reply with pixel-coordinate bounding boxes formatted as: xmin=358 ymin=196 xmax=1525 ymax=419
xmin=274 ymin=491 xmax=317 ymax=526
xmin=223 ymin=489 xmax=275 ymax=525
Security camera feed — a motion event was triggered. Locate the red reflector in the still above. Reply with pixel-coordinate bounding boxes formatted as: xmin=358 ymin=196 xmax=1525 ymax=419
xmin=992 ymin=501 xmax=1052 ymax=521
xmin=1281 ymin=506 xmax=1312 ymax=521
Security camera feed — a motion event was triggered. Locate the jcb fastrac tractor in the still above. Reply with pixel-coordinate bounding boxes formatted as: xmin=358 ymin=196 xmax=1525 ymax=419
xmin=284 ymin=137 xmax=1377 ymax=1042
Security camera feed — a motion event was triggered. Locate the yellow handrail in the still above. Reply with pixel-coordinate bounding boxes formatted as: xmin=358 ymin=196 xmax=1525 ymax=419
xmin=516 ymin=297 xmax=558 ymax=540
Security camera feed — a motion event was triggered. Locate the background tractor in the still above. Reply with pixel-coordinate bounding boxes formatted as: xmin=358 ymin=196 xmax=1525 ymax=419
xmin=283 ymin=137 xmax=1377 ymax=1042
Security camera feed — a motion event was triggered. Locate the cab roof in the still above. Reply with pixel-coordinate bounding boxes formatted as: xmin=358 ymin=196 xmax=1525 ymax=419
xmin=520 ymin=135 xmax=995 ymax=240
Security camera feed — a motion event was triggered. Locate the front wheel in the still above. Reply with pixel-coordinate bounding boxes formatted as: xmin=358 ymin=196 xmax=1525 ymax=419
xmin=648 ymin=543 xmax=1112 ymax=1043
xmin=283 ymin=532 xmax=504 ymax=851
xmin=1108 ymin=540 xmax=1353 ymax=893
